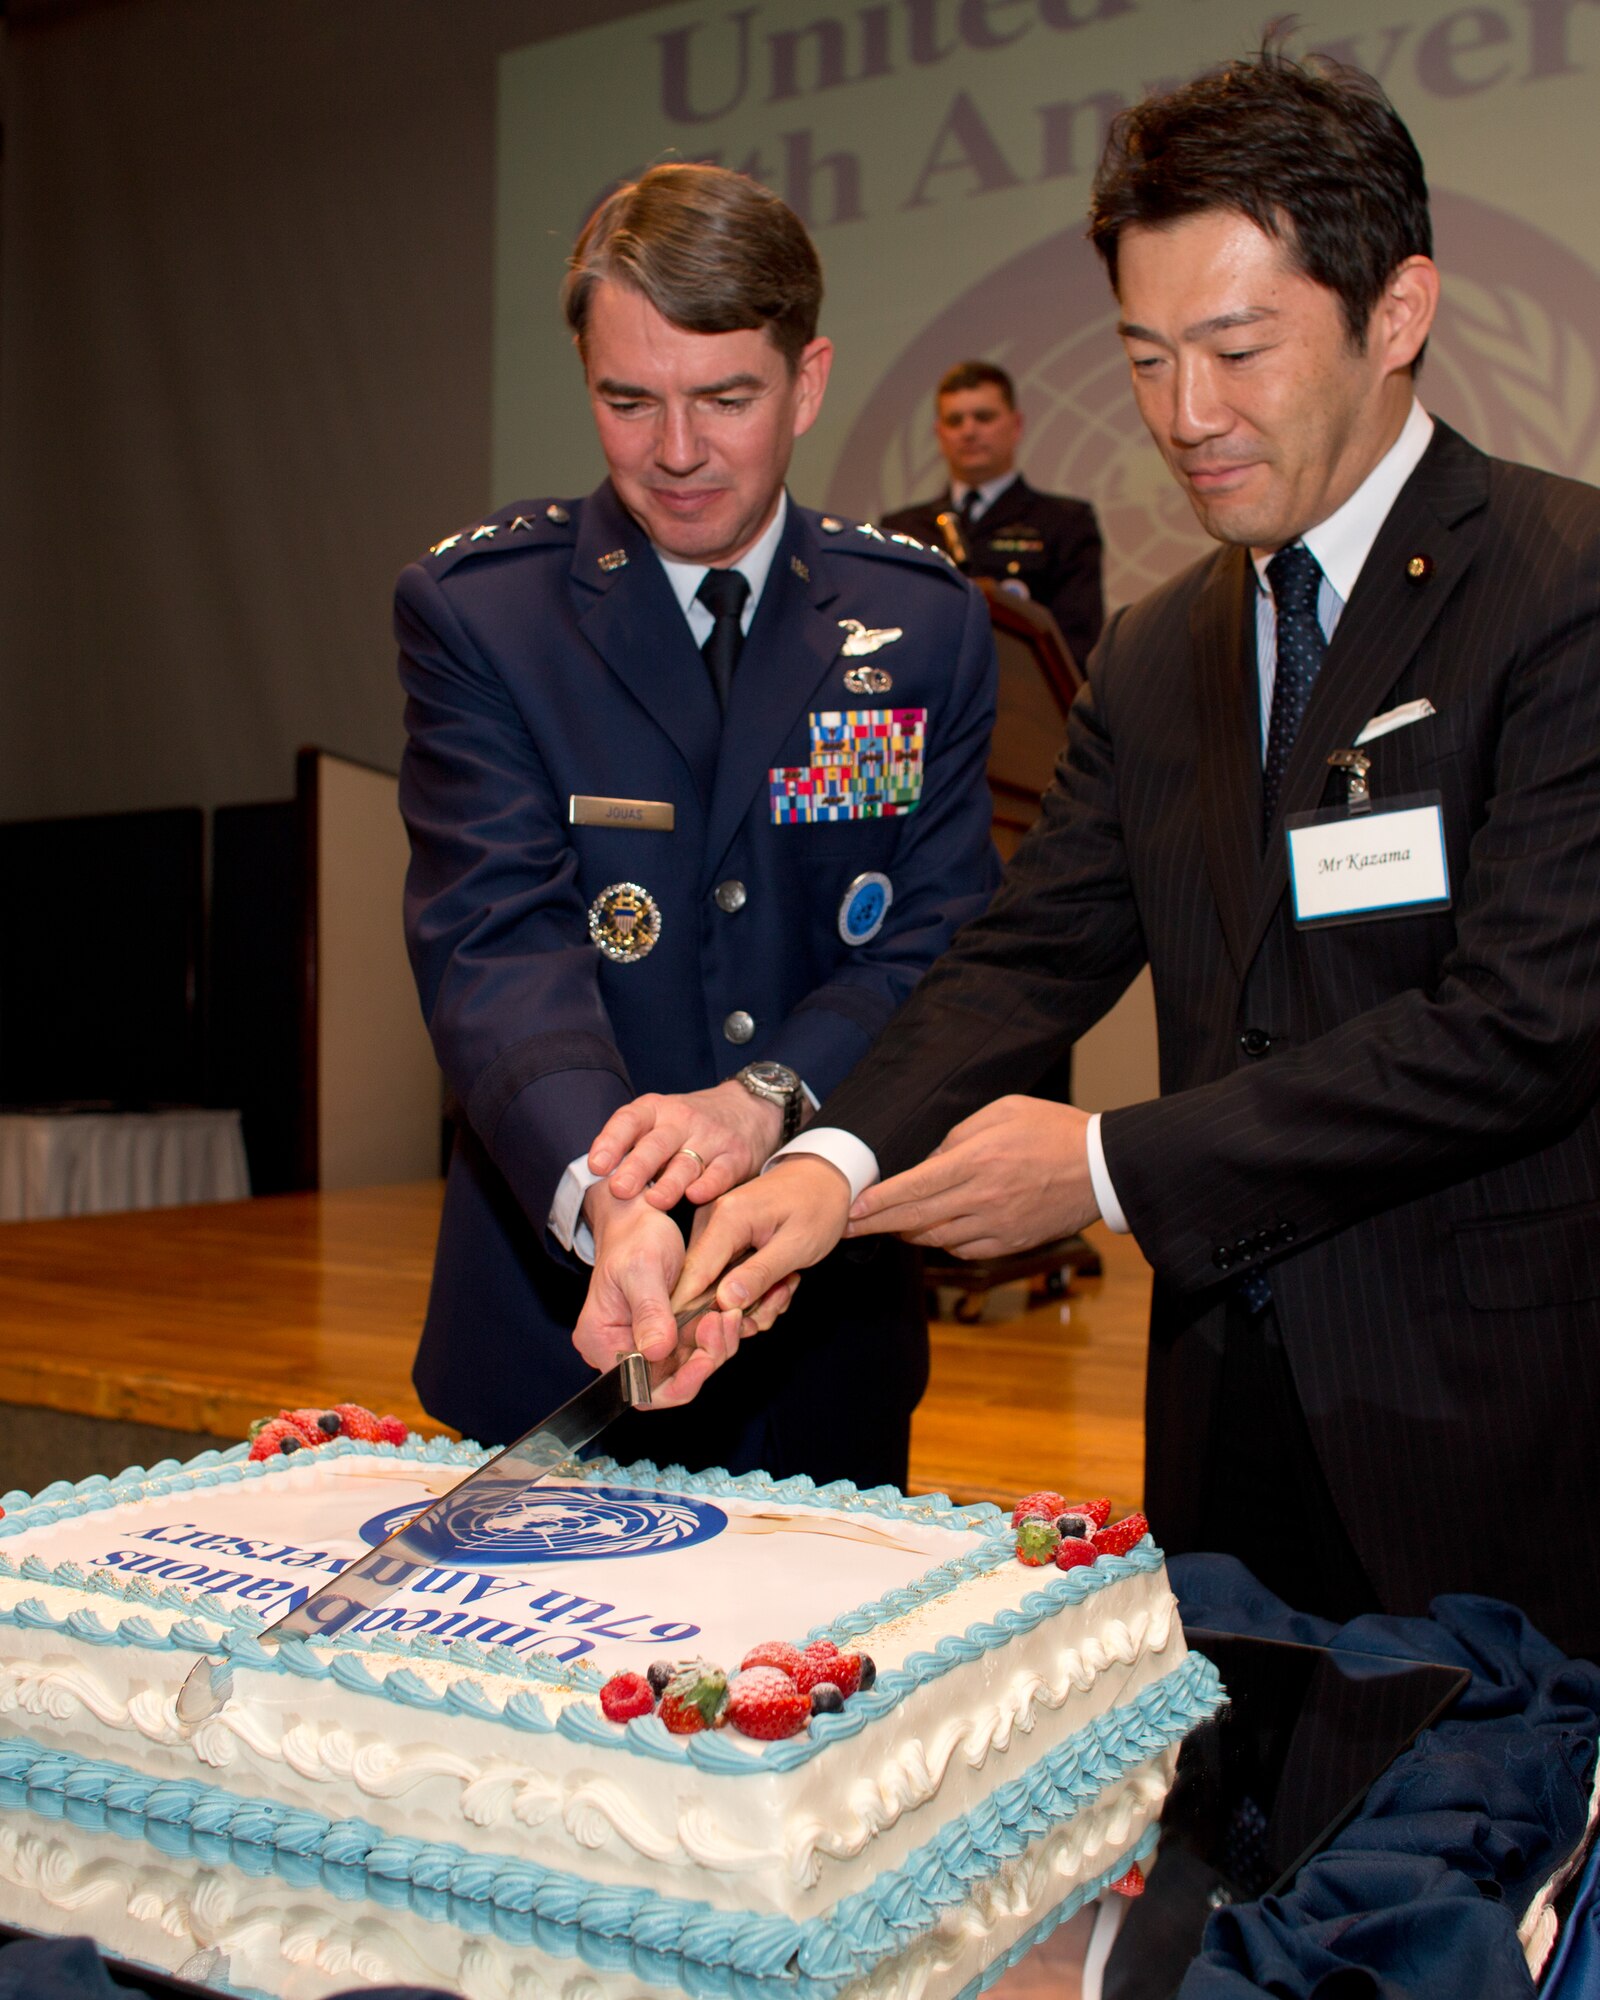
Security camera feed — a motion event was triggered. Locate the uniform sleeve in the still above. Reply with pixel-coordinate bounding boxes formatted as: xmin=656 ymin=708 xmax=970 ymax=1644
xmin=396 ymin=561 xmax=633 ymax=1241
xmin=1046 ymin=505 xmax=1106 ymax=670
xmin=758 ymin=575 xmax=1005 ymax=1103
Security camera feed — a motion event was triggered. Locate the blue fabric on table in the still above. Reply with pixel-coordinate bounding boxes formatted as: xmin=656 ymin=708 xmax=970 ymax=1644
xmin=1169 ymin=1554 xmax=1600 ymax=1999
xmin=1541 ymin=1835 xmax=1600 ymax=1997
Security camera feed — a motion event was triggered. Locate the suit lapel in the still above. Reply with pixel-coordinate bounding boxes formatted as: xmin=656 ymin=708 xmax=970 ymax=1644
xmin=1191 ymin=545 xmax=1262 ymax=981
xmin=570 ymin=481 xmax=721 ymax=799
xmin=1244 ymin=423 xmax=1490 ymax=965
xmin=703 ymin=509 xmax=843 ymax=876
xmin=974 ymin=476 xmax=1033 ymax=535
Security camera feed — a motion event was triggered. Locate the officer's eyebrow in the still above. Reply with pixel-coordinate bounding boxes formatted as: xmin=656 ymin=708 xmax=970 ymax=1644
xmin=594 ymin=373 xmax=769 ymax=398
xmin=1117 ymin=307 xmax=1280 ymax=346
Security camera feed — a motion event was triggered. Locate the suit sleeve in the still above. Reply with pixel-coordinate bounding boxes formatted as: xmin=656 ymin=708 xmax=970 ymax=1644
xmin=814 ymin=605 xmax=1149 ymax=1170
xmin=1045 ymin=505 xmax=1105 ymax=670
xmin=1104 ymin=516 xmax=1600 ymax=1291
xmin=396 ymin=561 xmax=633 ymax=1242
xmin=759 ymin=574 xmax=1005 ymax=1103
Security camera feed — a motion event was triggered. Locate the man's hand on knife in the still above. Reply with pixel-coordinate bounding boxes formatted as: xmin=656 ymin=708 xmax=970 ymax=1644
xmin=678 ymin=1154 xmax=853 ymax=1323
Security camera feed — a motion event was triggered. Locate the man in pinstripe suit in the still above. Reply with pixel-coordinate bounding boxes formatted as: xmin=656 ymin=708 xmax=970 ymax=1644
xmin=673 ymin=49 xmax=1600 ymax=1659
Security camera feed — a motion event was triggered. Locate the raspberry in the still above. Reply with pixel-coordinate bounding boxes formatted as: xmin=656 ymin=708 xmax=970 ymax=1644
xmin=1016 ymin=1518 xmax=1062 ymax=1566
xmin=1012 ymin=1491 xmax=1068 ymax=1528
xmin=727 ymin=1666 xmax=810 ymax=1739
xmin=1054 ymin=1536 xmax=1096 ymax=1572
xmin=794 ymin=1642 xmax=859 ymax=1698
xmin=329 ymin=1403 xmax=385 ymax=1443
xmin=1091 ymin=1513 xmax=1149 ymax=1559
xmin=1111 ymin=1862 xmax=1146 ymax=1898
xmin=248 ymin=1417 xmax=313 ymax=1462
xmin=1063 ymin=1498 xmax=1112 ymax=1529
xmin=599 ymin=1672 xmax=656 ymax=1722
xmin=741 ymin=1640 xmax=803 ymax=1679
xmin=377 ymin=1415 xmax=409 ymax=1446
xmin=658 ymin=1662 xmax=728 ymax=1734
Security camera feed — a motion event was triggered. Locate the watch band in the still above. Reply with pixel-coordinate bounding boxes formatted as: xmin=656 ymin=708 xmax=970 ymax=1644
xmin=735 ymin=1062 xmax=804 ymax=1144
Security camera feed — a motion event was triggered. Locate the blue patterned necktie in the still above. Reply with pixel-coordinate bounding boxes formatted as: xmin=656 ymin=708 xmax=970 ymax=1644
xmin=696 ymin=567 xmax=750 ymax=713
xmin=1261 ymin=543 xmax=1327 ymax=836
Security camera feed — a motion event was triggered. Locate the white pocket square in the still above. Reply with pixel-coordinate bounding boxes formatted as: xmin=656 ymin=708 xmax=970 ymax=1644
xmin=1354 ymin=698 xmax=1436 ymax=746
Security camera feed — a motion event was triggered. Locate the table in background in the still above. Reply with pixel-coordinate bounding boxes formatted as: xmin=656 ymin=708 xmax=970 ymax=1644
xmin=0 ymin=1108 xmax=249 ymax=1221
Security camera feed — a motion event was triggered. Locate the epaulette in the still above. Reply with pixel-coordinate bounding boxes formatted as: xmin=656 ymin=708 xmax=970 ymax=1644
xmin=814 ymin=513 xmax=965 ymax=580
xmin=418 ymin=499 xmax=578 ymax=573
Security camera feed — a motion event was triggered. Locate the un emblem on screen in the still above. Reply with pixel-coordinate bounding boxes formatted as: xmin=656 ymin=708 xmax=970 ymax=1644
xmin=358 ymin=1482 xmax=727 ymax=1565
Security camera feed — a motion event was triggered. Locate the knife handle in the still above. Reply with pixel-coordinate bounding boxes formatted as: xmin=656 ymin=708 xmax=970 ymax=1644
xmin=621 ymin=1259 xmax=750 ymax=1408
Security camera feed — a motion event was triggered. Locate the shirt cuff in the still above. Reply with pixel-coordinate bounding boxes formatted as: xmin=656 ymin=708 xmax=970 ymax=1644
xmin=767 ymin=1127 xmax=879 ymax=1204
xmin=549 ymin=1154 xmax=605 ymax=1264
xmin=1086 ymin=1113 xmax=1129 ymax=1234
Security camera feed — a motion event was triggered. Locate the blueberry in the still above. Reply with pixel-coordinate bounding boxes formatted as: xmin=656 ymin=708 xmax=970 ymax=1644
xmin=810 ymin=1683 xmax=844 ymax=1714
xmin=1055 ymin=1514 xmax=1089 ymax=1539
xmin=278 ymin=1436 xmax=302 ymax=1455
xmin=646 ymin=1660 xmax=676 ymax=1696
xmin=318 ymin=1412 xmax=342 ymax=1436
xmin=857 ymin=1653 xmax=877 ymax=1691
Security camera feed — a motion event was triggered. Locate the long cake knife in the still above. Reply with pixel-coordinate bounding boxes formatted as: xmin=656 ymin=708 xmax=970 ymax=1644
xmin=175 ymin=1282 xmax=730 ymax=1724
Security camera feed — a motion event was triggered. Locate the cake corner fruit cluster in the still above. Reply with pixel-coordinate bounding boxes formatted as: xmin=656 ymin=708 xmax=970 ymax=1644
xmin=247 ymin=1402 xmax=411 ymax=1460
xmin=1011 ymin=1490 xmax=1149 ymax=1570
xmin=599 ymin=1636 xmax=878 ymax=1740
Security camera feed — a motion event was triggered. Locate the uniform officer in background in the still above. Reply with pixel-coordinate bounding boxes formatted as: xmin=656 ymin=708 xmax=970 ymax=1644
xmin=396 ymin=163 xmax=999 ymax=1489
xmin=882 ymin=362 xmax=1104 ymax=666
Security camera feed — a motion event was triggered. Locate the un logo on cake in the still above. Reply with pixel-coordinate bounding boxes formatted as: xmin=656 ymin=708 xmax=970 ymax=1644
xmin=359 ymin=1482 xmax=726 ymax=1566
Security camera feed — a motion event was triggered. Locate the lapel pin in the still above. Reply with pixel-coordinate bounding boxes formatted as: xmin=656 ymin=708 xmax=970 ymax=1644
xmin=839 ymin=617 xmax=903 ymax=658
xmin=547 ymin=504 xmax=571 ymax=524
xmin=820 ymin=517 xmax=844 ymax=533
xmin=598 ymin=550 xmax=629 ymax=572
xmin=1406 ymin=554 xmax=1433 ymax=582
xmin=470 ymin=523 xmax=498 ymax=540
xmin=791 ymin=555 xmax=811 ymax=582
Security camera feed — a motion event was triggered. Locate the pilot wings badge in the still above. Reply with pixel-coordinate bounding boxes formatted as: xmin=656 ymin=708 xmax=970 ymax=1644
xmin=839 ymin=618 xmax=903 ymax=658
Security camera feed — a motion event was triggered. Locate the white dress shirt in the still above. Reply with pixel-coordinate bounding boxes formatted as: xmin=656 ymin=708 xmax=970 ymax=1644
xmin=950 ymin=470 xmax=1019 ymax=523
xmin=549 ymin=497 xmax=795 ymax=1262
xmin=784 ymin=401 xmax=1438 ymax=1230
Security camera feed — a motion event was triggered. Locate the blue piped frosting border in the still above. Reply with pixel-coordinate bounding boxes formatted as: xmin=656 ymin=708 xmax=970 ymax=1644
xmin=0 ymin=1440 xmax=1167 ymax=1773
xmin=0 ymin=1647 xmax=1223 ymax=1984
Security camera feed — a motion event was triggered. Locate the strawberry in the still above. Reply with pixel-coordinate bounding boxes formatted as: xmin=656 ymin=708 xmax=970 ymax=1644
xmin=599 ymin=1672 xmax=656 ymax=1722
xmin=1111 ymin=1862 xmax=1146 ymax=1898
xmin=726 ymin=1666 xmax=810 ymax=1739
xmin=1016 ymin=1518 xmax=1061 ymax=1567
xmin=658 ymin=1662 xmax=728 ymax=1734
xmin=329 ymin=1403 xmax=385 ymax=1443
xmin=377 ymin=1414 xmax=409 ymax=1446
xmin=1012 ymin=1491 xmax=1068 ymax=1528
xmin=248 ymin=1417 xmax=312 ymax=1462
xmin=1063 ymin=1498 xmax=1112 ymax=1529
xmin=793 ymin=1642 xmax=856 ymax=1698
xmin=1091 ymin=1513 xmax=1149 ymax=1559
xmin=741 ymin=1640 xmax=803 ymax=1679
xmin=286 ymin=1408 xmax=338 ymax=1444
xmin=1054 ymin=1536 xmax=1097 ymax=1572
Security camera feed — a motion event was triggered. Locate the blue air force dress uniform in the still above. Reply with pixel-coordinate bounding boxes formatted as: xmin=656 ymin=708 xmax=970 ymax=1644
xmin=396 ymin=480 xmax=1000 ymax=1485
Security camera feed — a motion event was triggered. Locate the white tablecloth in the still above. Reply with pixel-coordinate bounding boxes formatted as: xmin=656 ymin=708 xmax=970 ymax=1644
xmin=0 ymin=1110 xmax=251 ymax=1221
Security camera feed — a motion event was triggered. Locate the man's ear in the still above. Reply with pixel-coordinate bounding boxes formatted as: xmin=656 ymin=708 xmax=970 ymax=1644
xmin=1377 ymin=255 xmax=1440 ymax=374
xmin=791 ymin=336 xmax=834 ymax=438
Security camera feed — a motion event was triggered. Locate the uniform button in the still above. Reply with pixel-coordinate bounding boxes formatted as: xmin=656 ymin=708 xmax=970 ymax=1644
xmin=1239 ymin=1028 xmax=1272 ymax=1058
xmin=714 ymin=879 xmax=748 ymax=914
xmin=723 ymin=1010 xmax=755 ymax=1045
xmin=1212 ymin=1245 xmax=1235 ymax=1271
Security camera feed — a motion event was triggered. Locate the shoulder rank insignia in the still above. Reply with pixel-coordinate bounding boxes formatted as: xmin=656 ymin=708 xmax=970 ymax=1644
xmin=429 ymin=532 xmax=463 ymax=556
xmin=839 ymin=618 xmax=903 ymax=658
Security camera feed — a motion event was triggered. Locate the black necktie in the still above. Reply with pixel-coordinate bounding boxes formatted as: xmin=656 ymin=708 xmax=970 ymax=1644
xmin=1262 ymin=543 xmax=1327 ymax=835
xmin=958 ymin=488 xmax=981 ymax=528
xmin=696 ymin=568 xmax=750 ymax=712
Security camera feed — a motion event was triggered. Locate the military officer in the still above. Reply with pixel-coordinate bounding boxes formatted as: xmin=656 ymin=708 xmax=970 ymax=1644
xmin=882 ymin=361 xmax=1105 ymax=668
xmin=396 ymin=163 xmax=1000 ymax=1488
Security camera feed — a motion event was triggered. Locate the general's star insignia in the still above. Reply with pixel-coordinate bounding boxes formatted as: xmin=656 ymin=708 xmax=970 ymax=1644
xmin=471 ymin=524 xmax=498 ymax=540
xmin=839 ymin=618 xmax=903 ymax=658
xmin=856 ymin=522 xmax=886 ymax=541
xmin=889 ymin=533 xmax=925 ymax=551
xmin=429 ymin=532 xmax=462 ymax=556
xmin=509 ymin=516 xmax=535 ymax=533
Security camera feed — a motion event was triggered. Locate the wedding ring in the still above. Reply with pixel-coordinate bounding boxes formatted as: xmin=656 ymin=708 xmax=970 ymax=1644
xmin=677 ymin=1147 xmax=707 ymax=1172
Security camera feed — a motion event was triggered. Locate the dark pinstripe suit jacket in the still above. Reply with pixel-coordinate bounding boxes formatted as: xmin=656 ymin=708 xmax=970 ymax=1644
xmin=819 ymin=422 xmax=1600 ymax=1658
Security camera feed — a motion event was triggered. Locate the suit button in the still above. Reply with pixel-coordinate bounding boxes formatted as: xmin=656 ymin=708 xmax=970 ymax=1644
xmin=1234 ymin=1237 xmax=1254 ymax=1260
xmin=1239 ymin=1028 xmax=1272 ymax=1058
xmin=714 ymin=879 xmax=748 ymax=914
xmin=723 ymin=1010 xmax=755 ymax=1045
xmin=1213 ymin=1246 xmax=1235 ymax=1271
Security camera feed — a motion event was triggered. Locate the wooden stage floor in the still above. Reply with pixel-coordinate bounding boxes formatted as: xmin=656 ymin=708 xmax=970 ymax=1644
xmin=0 ymin=1182 xmax=1152 ymax=1511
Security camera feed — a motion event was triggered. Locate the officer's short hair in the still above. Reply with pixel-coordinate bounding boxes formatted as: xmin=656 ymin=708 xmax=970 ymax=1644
xmin=936 ymin=362 xmax=1016 ymax=408
xmin=1089 ymin=42 xmax=1430 ymax=354
xmin=563 ymin=164 xmax=823 ymax=371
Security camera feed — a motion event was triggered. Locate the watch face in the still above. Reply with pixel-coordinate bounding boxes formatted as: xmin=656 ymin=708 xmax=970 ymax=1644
xmin=746 ymin=1061 xmax=798 ymax=1092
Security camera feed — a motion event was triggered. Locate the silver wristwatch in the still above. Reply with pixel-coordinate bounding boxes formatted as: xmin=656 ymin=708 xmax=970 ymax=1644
xmin=735 ymin=1060 xmax=804 ymax=1144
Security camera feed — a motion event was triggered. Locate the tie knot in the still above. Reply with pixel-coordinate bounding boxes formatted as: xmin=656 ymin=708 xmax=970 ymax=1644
xmin=958 ymin=489 xmax=980 ymax=523
xmin=1266 ymin=542 xmax=1322 ymax=615
xmin=696 ymin=567 xmax=750 ymax=621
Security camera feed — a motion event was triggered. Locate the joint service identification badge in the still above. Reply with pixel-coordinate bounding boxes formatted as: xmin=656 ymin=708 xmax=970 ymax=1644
xmin=589 ymin=882 xmax=661 ymax=962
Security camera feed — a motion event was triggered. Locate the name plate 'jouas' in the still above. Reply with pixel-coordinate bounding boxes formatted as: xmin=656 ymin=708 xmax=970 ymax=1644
xmin=570 ymin=795 xmax=675 ymax=831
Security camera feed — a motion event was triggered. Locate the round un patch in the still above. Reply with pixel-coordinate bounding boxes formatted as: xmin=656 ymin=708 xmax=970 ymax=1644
xmin=357 ymin=1482 xmax=727 ymax=1567
xmin=838 ymin=871 xmax=892 ymax=946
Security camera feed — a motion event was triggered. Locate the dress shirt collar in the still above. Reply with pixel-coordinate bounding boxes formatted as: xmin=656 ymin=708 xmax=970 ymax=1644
xmin=654 ymin=492 xmax=788 ymax=628
xmin=1251 ymin=397 xmax=1434 ymax=604
xmin=950 ymin=470 xmax=1020 ymax=518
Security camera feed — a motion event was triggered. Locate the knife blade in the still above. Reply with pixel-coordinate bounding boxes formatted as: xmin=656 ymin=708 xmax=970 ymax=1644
xmin=175 ymin=1280 xmax=733 ymax=1725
